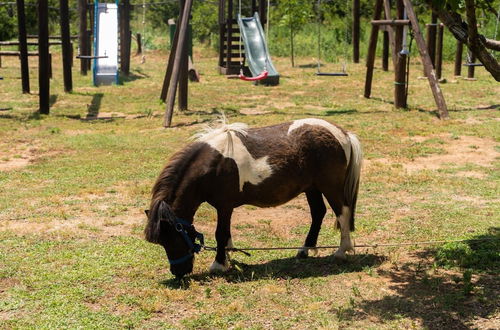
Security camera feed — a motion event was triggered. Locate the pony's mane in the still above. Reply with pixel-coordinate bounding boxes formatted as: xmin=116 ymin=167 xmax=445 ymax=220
xmin=145 ymin=143 xmax=204 ymax=243
xmin=193 ymin=117 xmax=248 ymax=143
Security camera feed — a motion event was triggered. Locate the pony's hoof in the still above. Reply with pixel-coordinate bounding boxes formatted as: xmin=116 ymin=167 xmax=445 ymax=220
xmin=209 ymin=260 xmax=229 ymax=273
xmin=333 ymin=250 xmax=348 ymax=261
xmin=296 ymin=249 xmax=309 ymax=259
xmin=297 ymin=247 xmax=318 ymax=259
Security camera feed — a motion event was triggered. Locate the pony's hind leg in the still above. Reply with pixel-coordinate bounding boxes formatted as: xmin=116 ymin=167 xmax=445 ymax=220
xmin=297 ymin=188 xmax=326 ymax=258
xmin=333 ymin=206 xmax=354 ymax=260
xmin=321 ymin=189 xmax=354 ymax=261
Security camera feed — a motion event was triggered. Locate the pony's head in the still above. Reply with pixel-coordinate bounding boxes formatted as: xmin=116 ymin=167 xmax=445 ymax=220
xmin=145 ymin=200 xmax=203 ymax=278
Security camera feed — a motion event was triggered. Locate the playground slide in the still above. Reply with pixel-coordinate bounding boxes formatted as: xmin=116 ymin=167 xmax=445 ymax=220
xmin=93 ymin=2 xmax=119 ymax=86
xmin=237 ymin=13 xmax=279 ymax=85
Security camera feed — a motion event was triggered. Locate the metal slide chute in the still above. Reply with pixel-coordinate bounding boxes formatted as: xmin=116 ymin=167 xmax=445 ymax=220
xmin=93 ymin=2 xmax=119 ymax=86
xmin=237 ymin=13 xmax=279 ymax=85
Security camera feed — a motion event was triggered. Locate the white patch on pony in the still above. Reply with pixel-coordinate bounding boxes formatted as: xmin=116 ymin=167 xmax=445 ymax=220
xmin=196 ymin=121 xmax=273 ymax=191
xmin=334 ymin=205 xmax=354 ymax=260
xmin=288 ymin=118 xmax=351 ymax=163
xmin=209 ymin=260 xmax=229 ymax=272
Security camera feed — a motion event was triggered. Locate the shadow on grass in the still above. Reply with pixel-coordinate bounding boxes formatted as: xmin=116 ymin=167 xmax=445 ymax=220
xmin=121 ymin=70 xmax=150 ymax=83
xmin=338 ymin=228 xmax=499 ymax=329
xmin=161 ymin=252 xmax=387 ymax=289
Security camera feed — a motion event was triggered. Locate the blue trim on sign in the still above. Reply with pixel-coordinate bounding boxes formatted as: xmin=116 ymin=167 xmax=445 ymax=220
xmin=115 ymin=0 xmax=120 ymax=85
xmin=93 ymin=1 xmax=98 ymax=86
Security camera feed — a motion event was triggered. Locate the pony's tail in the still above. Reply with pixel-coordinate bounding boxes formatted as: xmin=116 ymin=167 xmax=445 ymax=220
xmin=344 ymin=133 xmax=362 ymax=231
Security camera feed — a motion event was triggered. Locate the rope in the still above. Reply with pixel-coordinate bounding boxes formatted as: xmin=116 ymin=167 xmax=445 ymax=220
xmin=202 ymin=237 xmax=499 ymax=254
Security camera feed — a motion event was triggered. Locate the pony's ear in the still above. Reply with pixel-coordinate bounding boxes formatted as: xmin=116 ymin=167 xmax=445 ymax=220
xmin=144 ymin=209 xmax=150 ymax=216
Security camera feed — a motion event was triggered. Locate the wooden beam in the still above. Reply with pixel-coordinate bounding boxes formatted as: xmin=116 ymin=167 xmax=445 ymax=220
xmin=352 ymin=0 xmax=360 ymax=63
xmin=178 ymin=0 xmax=188 ymax=111
xmin=402 ymin=0 xmax=448 ymax=119
xmin=0 ymin=51 xmax=44 ymax=56
xmin=382 ymin=31 xmax=389 ymax=71
xmin=371 ymin=19 xmax=410 ymax=26
xmin=454 ymin=40 xmax=463 ymax=76
xmin=364 ymin=0 xmax=383 ymax=98
xmin=78 ymin=0 xmax=88 ymax=75
xmin=120 ymin=0 xmax=131 ymax=75
xmin=394 ymin=0 xmax=407 ymax=109
xmin=160 ymin=18 xmax=181 ymax=101
xmin=383 ymin=0 xmax=397 ymax=68
xmin=164 ymin=0 xmax=193 ymax=127
xmin=38 ymin=0 xmax=50 ymax=114
xmin=59 ymin=0 xmax=73 ymax=92
xmin=435 ymin=23 xmax=444 ymax=80
xmin=16 ymin=0 xmax=29 ymax=93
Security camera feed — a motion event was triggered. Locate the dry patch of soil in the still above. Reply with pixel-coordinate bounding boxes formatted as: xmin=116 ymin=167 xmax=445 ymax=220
xmin=0 ymin=141 xmax=38 ymax=171
xmin=404 ymin=135 xmax=498 ymax=174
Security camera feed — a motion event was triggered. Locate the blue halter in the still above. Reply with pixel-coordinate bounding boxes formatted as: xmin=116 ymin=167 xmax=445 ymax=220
xmin=168 ymin=217 xmax=205 ymax=265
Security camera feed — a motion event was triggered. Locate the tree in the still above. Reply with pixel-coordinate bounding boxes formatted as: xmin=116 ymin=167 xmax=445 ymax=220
xmin=424 ymin=0 xmax=500 ymax=81
xmin=276 ymin=0 xmax=313 ymax=67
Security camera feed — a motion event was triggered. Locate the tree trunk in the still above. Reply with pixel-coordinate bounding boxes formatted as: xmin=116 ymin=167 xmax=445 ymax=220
xmin=425 ymin=0 xmax=500 ymax=81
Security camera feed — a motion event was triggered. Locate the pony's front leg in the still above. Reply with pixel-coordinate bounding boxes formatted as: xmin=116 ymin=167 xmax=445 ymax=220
xmin=209 ymin=208 xmax=233 ymax=272
xmin=333 ymin=206 xmax=354 ymax=260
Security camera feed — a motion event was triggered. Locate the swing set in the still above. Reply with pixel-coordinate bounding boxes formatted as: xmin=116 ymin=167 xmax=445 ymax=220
xmin=315 ymin=0 xmax=349 ymax=77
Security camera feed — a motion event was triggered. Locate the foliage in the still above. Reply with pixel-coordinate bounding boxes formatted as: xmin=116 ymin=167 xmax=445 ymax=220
xmin=191 ymin=1 xmax=219 ymax=45
xmin=0 ymin=6 xmax=16 ymax=41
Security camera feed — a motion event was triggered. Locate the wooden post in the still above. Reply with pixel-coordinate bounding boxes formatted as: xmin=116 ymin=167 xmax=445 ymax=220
xmin=435 ymin=23 xmax=444 ymax=80
xmin=383 ymin=0 xmax=397 ymax=68
xmin=160 ymin=19 xmax=181 ymax=101
xmin=164 ymin=0 xmax=193 ymax=126
xmin=427 ymin=13 xmax=437 ymax=66
xmin=382 ymin=30 xmax=389 ymax=71
xmin=218 ymin=0 xmax=225 ymax=69
xmin=120 ymin=0 xmax=131 ymax=75
xmin=38 ymin=0 xmax=50 ymax=114
xmin=364 ymin=0 xmax=383 ymax=98
xmin=78 ymin=0 xmax=88 ymax=75
xmin=136 ymin=33 xmax=142 ymax=54
xmin=454 ymin=40 xmax=463 ymax=76
xmin=16 ymin=0 xmax=30 ymax=93
xmin=467 ymin=51 xmax=476 ymax=79
xmin=352 ymin=0 xmax=360 ymax=63
xmin=178 ymin=0 xmax=188 ymax=111
xmin=226 ymin=0 xmax=233 ymax=73
xmin=402 ymin=0 xmax=448 ymax=119
xmin=59 ymin=0 xmax=73 ymax=92
xmin=394 ymin=0 xmax=407 ymax=108
xmin=424 ymin=12 xmax=437 ymax=75
xmin=258 ymin=0 xmax=266 ymax=25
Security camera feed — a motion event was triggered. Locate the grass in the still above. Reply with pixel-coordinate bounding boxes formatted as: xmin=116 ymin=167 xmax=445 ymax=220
xmin=0 ymin=45 xmax=499 ymax=329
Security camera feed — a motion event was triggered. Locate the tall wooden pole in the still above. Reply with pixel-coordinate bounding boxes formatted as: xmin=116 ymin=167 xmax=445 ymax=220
xmin=120 ymin=0 xmax=131 ymax=75
xmin=38 ymin=0 xmax=50 ymax=114
xmin=467 ymin=51 xmax=476 ymax=79
xmin=16 ymin=0 xmax=29 ymax=93
xmin=161 ymin=19 xmax=181 ymax=101
xmin=382 ymin=30 xmax=389 ymax=71
xmin=78 ymin=0 xmax=88 ymax=75
xmin=59 ymin=0 xmax=73 ymax=92
xmin=394 ymin=0 xmax=407 ymax=108
xmin=435 ymin=23 xmax=444 ymax=80
xmin=402 ymin=0 xmax=448 ymax=119
xmin=424 ymin=12 xmax=437 ymax=75
xmin=364 ymin=0 xmax=383 ymax=98
xmin=454 ymin=40 xmax=463 ymax=76
xmin=352 ymin=0 xmax=360 ymax=63
xmin=178 ymin=0 xmax=188 ymax=110
xmin=164 ymin=0 xmax=193 ymax=126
